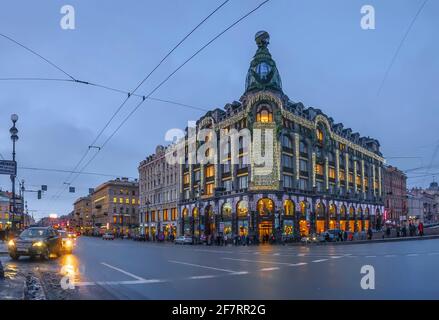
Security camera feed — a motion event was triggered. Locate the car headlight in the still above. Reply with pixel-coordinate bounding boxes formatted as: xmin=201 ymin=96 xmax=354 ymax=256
xmin=8 ymin=239 xmax=15 ymax=247
xmin=32 ymin=241 xmax=44 ymax=247
xmin=65 ymin=239 xmax=73 ymax=247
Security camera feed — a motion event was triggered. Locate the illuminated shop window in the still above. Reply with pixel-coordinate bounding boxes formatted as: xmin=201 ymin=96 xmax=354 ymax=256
xmin=284 ymin=199 xmax=295 ymax=216
xmin=205 ymin=183 xmax=214 ymax=195
xmin=205 ymin=165 xmax=214 ymax=178
xmin=315 ymin=164 xmax=324 ymax=175
xmin=237 ymin=200 xmax=248 ymax=217
xmin=113 ymin=197 xmax=117 ymax=203
xmin=257 ymin=198 xmax=274 ymax=215
xmin=329 ymin=167 xmax=336 ymax=179
xmin=222 ymin=202 xmax=232 ymax=218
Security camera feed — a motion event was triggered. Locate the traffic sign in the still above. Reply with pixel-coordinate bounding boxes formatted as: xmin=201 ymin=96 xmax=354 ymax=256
xmin=0 ymin=160 xmax=16 ymax=175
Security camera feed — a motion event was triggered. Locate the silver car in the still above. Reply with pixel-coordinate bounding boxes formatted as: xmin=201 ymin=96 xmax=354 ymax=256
xmin=175 ymin=235 xmax=193 ymax=245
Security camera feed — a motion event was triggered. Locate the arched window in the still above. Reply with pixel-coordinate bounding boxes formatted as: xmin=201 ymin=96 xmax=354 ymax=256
xmin=329 ymin=204 xmax=337 ymax=218
xmin=257 ymin=198 xmax=274 ymax=215
xmin=317 ymin=129 xmax=324 ymax=143
xmin=182 ymin=208 xmax=188 ymax=219
xmin=316 ymin=203 xmax=325 ymax=219
xmin=282 ymin=135 xmax=293 ymax=149
xmin=222 ymin=202 xmax=232 ymax=218
xmin=340 ymin=205 xmax=347 ymax=219
xmin=349 ymin=206 xmax=355 ymax=218
xmin=236 ymin=200 xmax=248 ymax=218
xmin=192 ymin=207 xmax=199 ymax=219
xmin=300 ymin=201 xmax=307 ymax=216
xmin=256 ymin=108 xmax=273 ymax=123
xmin=284 ymin=199 xmax=295 ymax=216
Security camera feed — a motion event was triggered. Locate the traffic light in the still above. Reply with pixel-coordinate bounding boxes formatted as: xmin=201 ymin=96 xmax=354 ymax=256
xmin=37 ymin=190 xmax=42 ymax=199
xmin=41 ymin=185 xmax=47 ymax=191
xmin=69 ymin=187 xmax=75 ymax=193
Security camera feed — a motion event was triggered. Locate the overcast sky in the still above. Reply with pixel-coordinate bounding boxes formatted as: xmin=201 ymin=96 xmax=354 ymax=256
xmin=0 ymin=0 xmax=438 ymax=221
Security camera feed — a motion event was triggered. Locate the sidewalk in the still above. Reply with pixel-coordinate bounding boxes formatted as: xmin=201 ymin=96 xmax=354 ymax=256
xmin=0 ymin=242 xmax=7 ymax=255
xmin=0 ymin=257 xmax=26 ymax=300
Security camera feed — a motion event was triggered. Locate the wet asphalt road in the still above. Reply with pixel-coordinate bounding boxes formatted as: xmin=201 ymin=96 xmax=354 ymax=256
xmin=3 ymin=236 xmax=439 ymax=299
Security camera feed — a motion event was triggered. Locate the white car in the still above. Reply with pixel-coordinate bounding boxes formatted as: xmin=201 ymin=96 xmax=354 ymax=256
xmin=175 ymin=235 xmax=193 ymax=245
xmin=102 ymin=232 xmax=115 ymax=240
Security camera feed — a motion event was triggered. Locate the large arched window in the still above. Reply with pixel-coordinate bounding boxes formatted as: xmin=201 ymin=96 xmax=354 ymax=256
xmin=182 ymin=208 xmax=188 ymax=219
xmin=284 ymin=199 xmax=295 ymax=216
xmin=236 ymin=200 xmax=248 ymax=218
xmin=329 ymin=204 xmax=337 ymax=219
xmin=222 ymin=202 xmax=232 ymax=218
xmin=316 ymin=203 xmax=325 ymax=219
xmin=317 ymin=128 xmax=324 ymax=144
xmin=300 ymin=201 xmax=307 ymax=217
xmin=256 ymin=107 xmax=273 ymax=123
xmin=192 ymin=207 xmax=199 ymax=219
xmin=340 ymin=205 xmax=347 ymax=219
xmin=257 ymin=198 xmax=274 ymax=215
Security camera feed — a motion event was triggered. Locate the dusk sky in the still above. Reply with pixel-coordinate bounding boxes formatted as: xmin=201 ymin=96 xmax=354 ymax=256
xmin=0 ymin=0 xmax=437 ymax=221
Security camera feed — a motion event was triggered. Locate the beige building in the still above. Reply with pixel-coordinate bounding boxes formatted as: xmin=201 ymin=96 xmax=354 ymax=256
xmin=73 ymin=195 xmax=92 ymax=234
xmin=139 ymin=145 xmax=179 ymax=239
xmin=91 ymin=178 xmax=139 ymax=235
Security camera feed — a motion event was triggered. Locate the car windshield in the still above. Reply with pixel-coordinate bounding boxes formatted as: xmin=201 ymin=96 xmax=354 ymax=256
xmin=20 ymin=228 xmax=47 ymax=238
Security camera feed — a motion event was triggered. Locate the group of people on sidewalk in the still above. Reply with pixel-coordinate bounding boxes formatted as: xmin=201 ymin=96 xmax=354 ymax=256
xmin=384 ymin=221 xmax=424 ymax=238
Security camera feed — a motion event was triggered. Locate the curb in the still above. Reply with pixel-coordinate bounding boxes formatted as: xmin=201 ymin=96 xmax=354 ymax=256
xmin=287 ymin=234 xmax=439 ymax=247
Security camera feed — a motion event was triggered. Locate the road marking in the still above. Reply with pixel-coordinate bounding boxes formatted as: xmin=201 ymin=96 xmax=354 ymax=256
xmin=229 ymin=271 xmax=249 ymax=275
xmin=273 ymin=253 xmax=280 ymax=256
xmin=406 ymin=254 xmax=419 ymax=257
xmin=384 ymin=255 xmax=396 ymax=258
xmin=428 ymin=252 xmax=439 ymax=255
xmin=330 ymin=256 xmax=342 ymax=259
xmin=297 ymin=253 xmax=305 ymax=257
xmin=101 ymin=262 xmax=146 ymax=281
xmin=74 ymin=279 xmax=165 ymax=287
xmin=312 ymin=259 xmax=328 ymax=263
xmin=189 ymin=275 xmax=218 ymax=280
xmin=223 ymin=257 xmax=308 ymax=267
xmin=260 ymin=267 xmax=279 ymax=271
xmin=366 ymin=255 xmax=377 ymax=258
xmin=290 ymin=262 xmax=307 ymax=266
xmin=168 ymin=260 xmax=240 ymax=273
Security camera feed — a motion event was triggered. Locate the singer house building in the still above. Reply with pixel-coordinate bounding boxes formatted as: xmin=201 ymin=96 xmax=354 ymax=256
xmin=178 ymin=31 xmax=385 ymax=242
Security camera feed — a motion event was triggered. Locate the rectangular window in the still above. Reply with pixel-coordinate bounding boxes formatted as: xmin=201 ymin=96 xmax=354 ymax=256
xmin=119 ymin=198 xmax=123 ymax=204
xmin=113 ymin=197 xmax=117 ymax=203
xmin=349 ymin=173 xmax=354 ymax=184
xmin=184 ymin=173 xmax=190 ymax=184
xmin=205 ymin=165 xmax=215 ymax=178
xmin=151 ymin=211 xmax=156 ymax=222
xmin=163 ymin=209 xmax=169 ymax=221
xmin=282 ymin=154 xmax=294 ymax=168
xmin=299 ymin=178 xmax=308 ymax=190
xmin=125 ymin=198 xmax=130 ymax=204
xmin=113 ymin=216 xmax=117 ymax=223
xmin=283 ymin=175 xmax=293 ymax=188
xmin=238 ymin=175 xmax=248 ymax=189
xmin=132 ymin=198 xmax=136 ymax=205
xmin=315 ymin=164 xmax=324 ymax=175
xmin=299 ymin=159 xmax=308 ymax=172
xmin=223 ymin=179 xmax=233 ymax=191
xmin=329 ymin=167 xmax=336 ymax=179
xmin=205 ymin=183 xmax=214 ymax=195
xmin=339 ymin=170 xmax=346 ymax=181
xmin=194 ymin=170 xmax=201 ymax=181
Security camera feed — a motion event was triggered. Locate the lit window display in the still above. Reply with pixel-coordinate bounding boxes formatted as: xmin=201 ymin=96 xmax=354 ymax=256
xmin=238 ymin=220 xmax=249 ymax=236
xmin=222 ymin=202 xmax=232 ymax=219
xmin=257 ymin=198 xmax=274 ymax=215
xmin=284 ymin=199 xmax=294 ymax=216
xmin=237 ymin=200 xmax=248 ymax=217
xmin=283 ymin=220 xmax=294 ymax=236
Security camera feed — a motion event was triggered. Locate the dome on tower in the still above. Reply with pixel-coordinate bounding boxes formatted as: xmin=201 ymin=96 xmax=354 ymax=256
xmin=245 ymin=31 xmax=282 ymax=93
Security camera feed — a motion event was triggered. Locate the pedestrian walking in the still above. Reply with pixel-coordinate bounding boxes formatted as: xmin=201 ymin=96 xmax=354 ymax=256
xmin=367 ymin=228 xmax=373 ymax=240
xmin=386 ymin=226 xmax=391 ymax=238
xmin=418 ymin=222 xmax=424 ymax=236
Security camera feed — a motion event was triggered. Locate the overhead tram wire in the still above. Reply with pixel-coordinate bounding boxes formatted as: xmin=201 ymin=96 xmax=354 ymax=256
xmin=376 ymin=0 xmax=429 ymax=97
xmin=59 ymin=0 xmax=271 ymax=194
xmin=0 ymin=33 xmax=76 ymax=81
xmin=0 ymin=77 xmax=210 ymax=112
xmin=18 ymin=166 xmax=136 ymax=179
xmin=49 ymin=1 xmax=232 ymax=201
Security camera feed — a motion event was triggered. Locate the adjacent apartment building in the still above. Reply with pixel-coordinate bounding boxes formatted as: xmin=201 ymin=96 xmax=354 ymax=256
xmin=383 ymin=165 xmax=408 ymax=224
xmin=73 ymin=195 xmax=92 ymax=234
xmin=91 ymin=178 xmax=139 ymax=235
xmin=138 ymin=145 xmax=179 ymax=239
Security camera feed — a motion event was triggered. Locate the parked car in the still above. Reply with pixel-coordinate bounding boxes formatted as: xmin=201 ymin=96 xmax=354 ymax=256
xmin=300 ymin=233 xmax=318 ymax=244
xmin=133 ymin=234 xmax=147 ymax=241
xmin=58 ymin=230 xmax=75 ymax=254
xmin=319 ymin=229 xmax=343 ymax=242
xmin=175 ymin=235 xmax=193 ymax=245
xmin=102 ymin=232 xmax=115 ymax=240
xmin=7 ymin=227 xmax=62 ymax=260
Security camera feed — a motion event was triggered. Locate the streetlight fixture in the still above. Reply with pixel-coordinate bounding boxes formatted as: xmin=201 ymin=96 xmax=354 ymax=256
xmin=9 ymin=114 xmax=19 ymax=232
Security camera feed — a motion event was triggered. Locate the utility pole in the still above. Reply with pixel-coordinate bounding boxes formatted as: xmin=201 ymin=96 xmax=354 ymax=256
xmin=10 ymin=114 xmax=19 ymax=232
xmin=20 ymin=180 xmax=25 ymax=229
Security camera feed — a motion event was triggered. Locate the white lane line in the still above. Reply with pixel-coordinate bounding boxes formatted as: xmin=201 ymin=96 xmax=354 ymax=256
xmin=168 ymin=260 xmax=240 ymax=273
xmin=366 ymin=255 xmax=377 ymax=258
xmin=312 ymin=259 xmax=328 ymax=263
xmin=290 ymin=262 xmax=307 ymax=267
xmin=273 ymin=253 xmax=280 ymax=256
xmin=101 ymin=262 xmax=146 ymax=281
xmin=222 ymin=257 xmax=305 ymax=267
xmin=189 ymin=275 xmax=218 ymax=280
xmin=74 ymin=279 xmax=165 ymax=287
xmin=428 ymin=252 xmax=439 ymax=255
xmin=297 ymin=253 xmax=305 ymax=257
xmin=406 ymin=254 xmax=419 ymax=257
xmin=260 ymin=267 xmax=280 ymax=271
xmin=384 ymin=255 xmax=396 ymax=258
xmin=330 ymin=256 xmax=343 ymax=259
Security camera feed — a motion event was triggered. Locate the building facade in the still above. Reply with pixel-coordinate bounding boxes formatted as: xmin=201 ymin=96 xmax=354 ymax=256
xmin=91 ymin=178 xmax=139 ymax=235
xmin=383 ymin=165 xmax=408 ymax=224
xmin=408 ymin=182 xmax=439 ymax=225
xmin=138 ymin=145 xmax=179 ymax=239
xmin=73 ymin=195 xmax=92 ymax=234
xmin=0 ymin=191 xmax=11 ymax=230
xmin=177 ymin=31 xmax=385 ymax=241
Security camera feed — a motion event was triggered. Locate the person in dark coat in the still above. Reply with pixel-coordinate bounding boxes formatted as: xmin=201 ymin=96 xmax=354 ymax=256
xmin=402 ymin=225 xmax=407 ymax=237
xmin=386 ymin=226 xmax=391 ymax=237
xmin=367 ymin=228 xmax=373 ymax=240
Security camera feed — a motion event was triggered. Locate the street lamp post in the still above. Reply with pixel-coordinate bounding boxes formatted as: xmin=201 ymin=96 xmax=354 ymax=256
xmin=10 ymin=114 xmax=19 ymax=232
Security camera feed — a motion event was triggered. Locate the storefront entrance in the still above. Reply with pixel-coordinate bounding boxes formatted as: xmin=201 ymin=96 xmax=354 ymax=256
xmin=299 ymin=220 xmax=309 ymax=236
xmin=258 ymin=221 xmax=273 ymax=243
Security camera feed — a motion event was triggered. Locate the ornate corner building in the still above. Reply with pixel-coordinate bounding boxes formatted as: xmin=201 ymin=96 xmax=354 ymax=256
xmin=177 ymin=31 xmax=385 ymax=240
